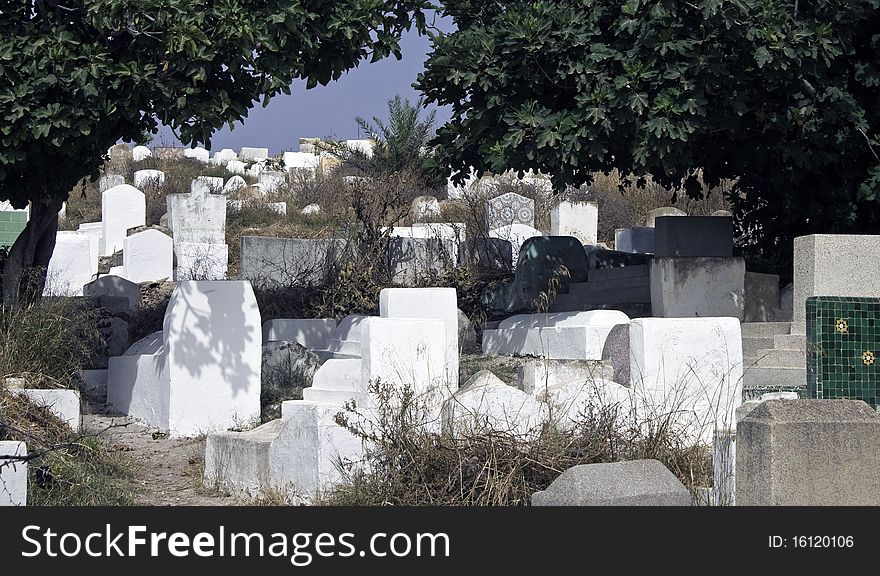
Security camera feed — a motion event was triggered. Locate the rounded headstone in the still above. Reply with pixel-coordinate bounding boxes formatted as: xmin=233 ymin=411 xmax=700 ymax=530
xmin=644 ymin=206 xmax=686 ymax=228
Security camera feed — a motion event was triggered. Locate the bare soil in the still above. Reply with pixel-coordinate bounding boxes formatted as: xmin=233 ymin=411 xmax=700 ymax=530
xmin=83 ymin=402 xmax=235 ymax=506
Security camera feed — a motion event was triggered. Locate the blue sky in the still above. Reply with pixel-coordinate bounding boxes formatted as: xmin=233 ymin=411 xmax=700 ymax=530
xmin=154 ymin=22 xmax=452 ymax=155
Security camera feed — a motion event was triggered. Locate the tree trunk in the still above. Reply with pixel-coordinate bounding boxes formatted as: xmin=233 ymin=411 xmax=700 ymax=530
xmin=1 ymin=198 xmax=63 ymax=305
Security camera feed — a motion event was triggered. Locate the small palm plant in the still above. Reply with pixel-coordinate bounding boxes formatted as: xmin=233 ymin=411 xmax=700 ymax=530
xmin=351 ymin=95 xmax=437 ymax=179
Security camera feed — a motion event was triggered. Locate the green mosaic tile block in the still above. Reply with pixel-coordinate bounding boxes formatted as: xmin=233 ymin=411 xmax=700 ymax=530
xmin=0 ymin=210 xmax=27 ymax=247
xmin=806 ymin=296 xmax=880 ymax=408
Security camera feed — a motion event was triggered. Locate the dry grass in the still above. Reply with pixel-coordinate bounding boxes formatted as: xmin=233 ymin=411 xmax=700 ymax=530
xmin=0 ymin=388 xmax=136 ymax=505
xmin=589 ymin=169 xmax=735 ymax=245
xmin=320 ymin=379 xmax=712 ymax=506
xmin=0 ymin=298 xmax=103 ymax=387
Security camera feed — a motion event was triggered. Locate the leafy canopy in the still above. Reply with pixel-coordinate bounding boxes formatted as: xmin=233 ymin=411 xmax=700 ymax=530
xmin=0 ymin=0 xmax=429 ymax=208
xmin=417 ymin=0 xmax=880 ymax=262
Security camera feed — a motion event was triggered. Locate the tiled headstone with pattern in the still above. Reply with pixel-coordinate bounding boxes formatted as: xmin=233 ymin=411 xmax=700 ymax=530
xmin=486 ymin=192 xmax=535 ymax=230
xmin=807 ymin=296 xmax=880 ymax=408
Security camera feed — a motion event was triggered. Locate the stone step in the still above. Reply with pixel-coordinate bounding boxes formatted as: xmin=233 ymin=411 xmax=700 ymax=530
xmin=742 ymin=366 xmax=806 ymax=389
xmin=773 ymin=334 xmax=807 ymax=351
xmin=753 ymin=348 xmax=806 ymax=369
xmin=565 ymin=282 xmax=651 ymax=303
xmin=742 ymin=337 xmax=775 ymax=359
xmin=741 ymin=322 xmax=793 ymax=338
xmin=588 ymin=264 xmax=650 ymax=282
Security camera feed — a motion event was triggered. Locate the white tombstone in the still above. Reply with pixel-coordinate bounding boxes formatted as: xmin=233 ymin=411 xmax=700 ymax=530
xmin=266 ymin=202 xmax=286 ymax=215
xmin=131 ymin=145 xmax=152 ymax=162
xmin=410 ymin=196 xmax=441 ymax=222
xmin=361 ymin=317 xmax=449 ymax=409
xmin=441 ymin=370 xmax=546 ymax=438
xmin=379 ymin=288 xmax=459 ymax=390
xmin=44 ymin=232 xmax=94 ymax=296
xmin=301 ymin=204 xmax=321 ymax=216
xmin=259 ymin=171 xmax=286 ymax=195
xmin=123 ymin=229 xmax=173 ymax=283
xmin=645 ymin=207 xmax=686 ymax=227
xmin=133 ymin=169 xmax=165 ymax=189
xmin=240 ymin=147 xmax=270 ymax=161
xmin=98 ymin=174 xmax=125 ymax=194
xmin=550 ymin=199 xmax=598 ymax=245
xmin=283 ymin=152 xmax=320 ymax=171
xmin=629 ymin=317 xmax=743 ymax=445
xmin=101 ymin=184 xmax=146 ymax=256
xmin=212 ymin=148 xmax=238 ymax=165
xmin=489 ymin=223 xmax=543 ymax=265
xmin=539 ymin=378 xmax=633 ymax=432
xmin=261 ymin=318 xmax=337 ymax=350
xmin=166 ymin=189 xmax=226 ymax=244
xmin=0 ymin=441 xmax=27 ymax=506
xmin=385 ymin=223 xmax=466 ymax=266
xmin=75 ymin=222 xmax=102 ymax=275
xmin=183 ymin=147 xmax=210 ymax=163
xmin=108 ymin=281 xmax=261 ymax=436
xmin=174 ymin=242 xmax=228 ymax=281
xmin=204 ymin=400 xmax=363 ymax=499
xmin=302 ymin=358 xmax=365 ymax=405
xmin=14 ymin=389 xmax=81 ymax=432
xmin=246 ymin=161 xmax=265 ymax=179
xmin=225 ymin=160 xmax=248 ymax=175
xmin=192 ymin=176 xmax=225 ymax=195
xmin=223 ymin=175 xmax=247 ymax=193
xmin=482 ymin=310 xmax=630 ymax=360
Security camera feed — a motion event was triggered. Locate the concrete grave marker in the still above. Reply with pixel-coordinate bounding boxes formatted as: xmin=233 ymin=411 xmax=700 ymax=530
xmin=123 ymin=229 xmax=173 ymax=283
xmin=629 ymin=317 xmax=743 ymax=444
xmin=487 ymin=192 xmax=535 ymax=229
xmin=175 ymin=242 xmax=228 ymax=281
xmin=183 ymin=147 xmax=210 ymax=163
xmin=0 ymin=442 xmax=27 ymax=506
xmin=45 ymin=232 xmax=95 ymax=296
xmin=550 ymin=198 xmax=598 ymax=245
xmin=133 ymin=169 xmax=165 ymax=189
xmin=441 ymin=370 xmax=546 ymax=437
xmin=644 ymin=206 xmax=686 ymax=227
xmin=83 ymin=275 xmax=140 ymax=312
xmin=532 ymin=460 xmax=691 ymax=506
xmin=108 ymin=281 xmax=261 ymax=436
xmin=101 ymin=184 xmax=146 ymax=256
xmin=239 ymin=147 xmax=270 ymax=161
xmin=262 ymin=318 xmax=337 ymax=350
xmin=131 ymin=145 xmax=152 ymax=162
xmin=737 ymin=399 xmax=880 ymax=505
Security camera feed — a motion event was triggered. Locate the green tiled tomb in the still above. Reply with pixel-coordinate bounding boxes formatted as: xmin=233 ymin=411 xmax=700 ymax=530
xmin=0 ymin=210 xmax=27 ymax=248
xmin=807 ymin=296 xmax=880 ymax=408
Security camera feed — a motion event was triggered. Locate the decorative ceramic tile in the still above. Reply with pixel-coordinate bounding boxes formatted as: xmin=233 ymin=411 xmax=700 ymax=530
xmin=486 ymin=192 xmax=535 ymax=229
xmin=807 ymin=296 xmax=880 ymax=408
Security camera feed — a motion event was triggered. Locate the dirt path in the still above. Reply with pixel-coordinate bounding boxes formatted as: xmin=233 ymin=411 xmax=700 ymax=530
xmin=83 ymin=403 xmax=235 ymax=506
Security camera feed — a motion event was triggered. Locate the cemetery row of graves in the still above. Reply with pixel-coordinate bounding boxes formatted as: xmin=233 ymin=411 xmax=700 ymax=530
xmin=1 ymin=141 xmax=878 ymax=506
